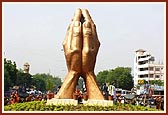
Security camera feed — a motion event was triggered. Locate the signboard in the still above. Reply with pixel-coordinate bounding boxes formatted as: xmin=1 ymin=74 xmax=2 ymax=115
xmin=138 ymin=79 xmax=144 ymax=84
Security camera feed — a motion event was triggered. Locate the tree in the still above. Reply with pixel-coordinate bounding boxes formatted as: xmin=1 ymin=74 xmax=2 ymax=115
xmin=45 ymin=74 xmax=62 ymax=91
xmin=16 ymin=71 xmax=32 ymax=89
xmin=96 ymin=70 xmax=109 ymax=85
xmin=52 ymin=77 xmax=62 ymax=88
xmin=4 ymin=68 xmax=11 ymax=91
xmin=46 ymin=79 xmax=53 ymax=91
xmin=4 ymin=58 xmax=18 ymax=91
xmin=32 ymin=73 xmax=62 ymax=92
xmin=4 ymin=58 xmax=62 ymax=92
xmin=96 ymin=67 xmax=134 ymax=90
xmin=149 ymin=80 xmax=164 ymax=86
xmin=31 ymin=76 xmax=46 ymax=91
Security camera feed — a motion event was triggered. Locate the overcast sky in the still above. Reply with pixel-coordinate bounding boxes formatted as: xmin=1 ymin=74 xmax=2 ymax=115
xmin=3 ymin=2 xmax=165 ymax=80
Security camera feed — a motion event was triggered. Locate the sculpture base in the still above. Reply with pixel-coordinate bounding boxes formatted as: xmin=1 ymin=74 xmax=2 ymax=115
xmin=83 ymin=99 xmax=113 ymax=106
xmin=46 ymin=98 xmax=78 ymax=106
xmin=46 ymin=98 xmax=113 ymax=106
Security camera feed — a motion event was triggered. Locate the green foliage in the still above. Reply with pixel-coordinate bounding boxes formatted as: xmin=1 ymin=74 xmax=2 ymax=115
xmin=4 ymin=69 xmax=11 ymax=91
xmin=16 ymin=71 xmax=32 ymax=88
xmin=4 ymin=101 xmax=160 ymax=111
xmin=4 ymin=58 xmax=33 ymax=90
xmin=149 ymin=80 xmax=164 ymax=86
xmin=32 ymin=73 xmax=62 ymax=92
xmin=4 ymin=58 xmax=18 ymax=91
xmin=31 ymin=75 xmax=46 ymax=91
xmin=97 ymin=70 xmax=109 ymax=85
xmin=4 ymin=58 xmax=62 ymax=92
xmin=97 ymin=67 xmax=134 ymax=90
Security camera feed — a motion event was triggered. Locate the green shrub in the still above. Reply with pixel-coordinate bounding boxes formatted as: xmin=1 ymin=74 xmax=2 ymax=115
xmin=4 ymin=101 xmax=160 ymax=111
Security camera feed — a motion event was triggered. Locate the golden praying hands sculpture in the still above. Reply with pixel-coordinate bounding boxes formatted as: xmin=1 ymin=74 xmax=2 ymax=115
xmin=56 ymin=9 xmax=104 ymax=100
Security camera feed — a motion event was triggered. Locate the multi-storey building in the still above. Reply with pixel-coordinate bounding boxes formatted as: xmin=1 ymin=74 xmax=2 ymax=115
xmin=134 ymin=49 xmax=164 ymax=85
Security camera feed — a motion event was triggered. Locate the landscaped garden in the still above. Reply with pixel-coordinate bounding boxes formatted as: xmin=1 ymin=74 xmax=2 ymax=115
xmin=4 ymin=101 xmax=161 ymax=111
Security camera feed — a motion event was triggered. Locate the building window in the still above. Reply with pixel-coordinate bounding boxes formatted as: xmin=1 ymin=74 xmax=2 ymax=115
xmin=149 ymin=56 xmax=155 ymax=61
xmin=141 ymin=56 xmax=146 ymax=58
xmin=139 ymin=68 xmax=148 ymax=71
xmin=161 ymin=75 xmax=163 ymax=78
xmin=149 ymin=67 xmax=153 ymax=71
xmin=139 ymin=74 xmax=148 ymax=78
xmin=149 ymin=74 xmax=153 ymax=78
xmin=155 ymin=75 xmax=160 ymax=78
xmin=138 ymin=60 xmax=148 ymax=65
xmin=155 ymin=68 xmax=160 ymax=71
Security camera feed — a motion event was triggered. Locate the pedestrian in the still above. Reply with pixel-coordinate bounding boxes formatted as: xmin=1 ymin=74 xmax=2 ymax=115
xmin=107 ymin=82 xmax=116 ymax=103
xmin=101 ymin=83 xmax=108 ymax=99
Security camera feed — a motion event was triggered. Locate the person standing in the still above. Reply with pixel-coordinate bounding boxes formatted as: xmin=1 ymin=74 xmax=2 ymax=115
xmin=108 ymin=82 xmax=116 ymax=103
xmin=101 ymin=83 xmax=108 ymax=99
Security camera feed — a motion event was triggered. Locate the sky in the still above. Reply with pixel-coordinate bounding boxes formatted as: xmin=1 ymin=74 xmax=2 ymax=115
xmin=3 ymin=2 xmax=165 ymax=81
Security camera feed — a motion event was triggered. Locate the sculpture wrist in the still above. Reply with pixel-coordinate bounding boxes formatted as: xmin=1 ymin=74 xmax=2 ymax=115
xmin=83 ymin=71 xmax=95 ymax=76
xmin=68 ymin=70 xmax=81 ymax=77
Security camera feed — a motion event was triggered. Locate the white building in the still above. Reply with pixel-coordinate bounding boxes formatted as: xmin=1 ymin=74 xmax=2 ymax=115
xmin=134 ymin=49 xmax=164 ymax=85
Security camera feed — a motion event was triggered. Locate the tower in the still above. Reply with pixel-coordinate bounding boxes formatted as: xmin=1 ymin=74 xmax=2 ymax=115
xmin=23 ymin=62 xmax=30 ymax=73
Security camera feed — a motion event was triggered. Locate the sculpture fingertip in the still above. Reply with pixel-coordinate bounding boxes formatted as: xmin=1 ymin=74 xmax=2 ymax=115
xmin=74 ymin=21 xmax=80 ymax=27
xmin=76 ymin=8 xmax=81 ymax=11
xmin=82 ymin=8 xmax=88 ymax=12
xmin=84 ymin=21 xmax=91 ymax=28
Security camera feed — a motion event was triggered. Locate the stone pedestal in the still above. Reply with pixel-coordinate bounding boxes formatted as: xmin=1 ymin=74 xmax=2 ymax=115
xmin=46 ymin=98 xmax=113 ymax=107
xmin=46 ymin=98 xmax=78 ymax=106
xmin=83 ymin=99 xmax=113 ymax=106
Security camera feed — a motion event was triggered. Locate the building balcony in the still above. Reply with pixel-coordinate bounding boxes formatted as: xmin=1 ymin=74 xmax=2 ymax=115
xmin=138 ymin=56 xmax=151 ymax=62
xmin=137 ymin=64 xmax=149 ymax=68
xmin=137 ymin=71 xmax=149 ymax=75
xmin=137 ymin=77 xmax=162 ymax=81
xmin=137 ymin=70 xmax=163 ymax=75
xmin=137 ymin=78 xmax=149 ymax=81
